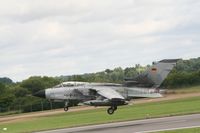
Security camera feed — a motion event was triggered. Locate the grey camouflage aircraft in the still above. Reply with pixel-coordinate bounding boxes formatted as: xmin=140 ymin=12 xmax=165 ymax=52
xmin=33 ymin=59 xmax=179 ymax=115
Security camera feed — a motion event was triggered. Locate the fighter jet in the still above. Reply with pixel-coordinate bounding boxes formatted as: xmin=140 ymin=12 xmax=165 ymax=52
xmin=33 ymin=59 xmax=179 ymax=115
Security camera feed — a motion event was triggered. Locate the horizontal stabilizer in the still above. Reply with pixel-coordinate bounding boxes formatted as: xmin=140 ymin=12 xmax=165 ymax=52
xmin=128 ymin=93 xmax=162 ymax=98
xmin=125 ymin=87 xmax=163 ymax=98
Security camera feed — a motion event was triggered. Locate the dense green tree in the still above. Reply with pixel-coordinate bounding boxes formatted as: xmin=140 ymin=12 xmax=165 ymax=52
xmin=0 ymin=77 xmax=13 ymax=84
xmin=20 ymin=76 xmax=60 ymax=94
xmin=21 ymin=77 xmax=46 ymax=93
xmin=105 ymin=69 xmax=113 ymax=74
xmin=0 ymin=83 xmax=14 ymax=109
xmin=14 ymin=86 xmax=30 ymax=97
xmin=0 ymin=83 xmax=6 ymax=94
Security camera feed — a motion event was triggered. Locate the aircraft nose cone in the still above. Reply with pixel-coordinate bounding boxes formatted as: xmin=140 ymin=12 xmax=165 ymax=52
xmin=33 ymin=90 xmax=46 ymax=98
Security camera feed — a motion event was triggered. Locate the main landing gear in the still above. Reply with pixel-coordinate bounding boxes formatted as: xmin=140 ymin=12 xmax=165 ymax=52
xmin=107 ymin=106 xmax=117 ymax=115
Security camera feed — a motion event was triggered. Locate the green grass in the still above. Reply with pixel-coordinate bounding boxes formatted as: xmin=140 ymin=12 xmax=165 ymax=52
xmin=1 ymin=97 xmax=200 ymax=133
xmin=0 ymin=111 xmax=22 ymax=116
xmin=157 ymin=127 xmax=200 ymax=133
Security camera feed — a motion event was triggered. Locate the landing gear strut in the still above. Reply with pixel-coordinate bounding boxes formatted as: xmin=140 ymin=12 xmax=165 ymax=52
xmin=107 ymin=106 xmax=117 ymax=115
xmin=64 ymin=101 xmax=69 ymax=112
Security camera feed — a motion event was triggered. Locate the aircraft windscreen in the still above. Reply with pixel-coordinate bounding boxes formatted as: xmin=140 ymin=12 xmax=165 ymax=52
xmin=54 ymin=82 xmax=87 ymax=88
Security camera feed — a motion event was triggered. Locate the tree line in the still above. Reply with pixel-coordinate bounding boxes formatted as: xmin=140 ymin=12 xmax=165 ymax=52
xmin=162 ymin=58 xmax=200 ymax=88
xmin=59 ymin=57 xmax=200 ymax=88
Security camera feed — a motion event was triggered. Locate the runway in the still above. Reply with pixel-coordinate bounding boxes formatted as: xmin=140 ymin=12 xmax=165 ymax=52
xmin=36 ymin=113 xmax=200 ymax=133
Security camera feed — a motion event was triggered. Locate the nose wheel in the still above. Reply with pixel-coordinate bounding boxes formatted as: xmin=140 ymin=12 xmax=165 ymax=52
xmin=107 ymin=106 xmax=117 ymax=115
xmin=64 ymin=106 xmax=69 ymax=111
xmin=64 ymin=101 xmax=69 ymax=112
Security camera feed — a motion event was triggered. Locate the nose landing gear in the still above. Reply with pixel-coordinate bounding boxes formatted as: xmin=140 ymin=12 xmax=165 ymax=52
xmin=64 ymin=106 xmax=69 ymax=111
xmin=64 ymin=101 xmax=69 ymax=112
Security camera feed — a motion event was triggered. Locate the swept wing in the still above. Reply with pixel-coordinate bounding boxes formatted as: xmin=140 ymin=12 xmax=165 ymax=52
xmin=91 ymin=87 xmax=125 ymax=100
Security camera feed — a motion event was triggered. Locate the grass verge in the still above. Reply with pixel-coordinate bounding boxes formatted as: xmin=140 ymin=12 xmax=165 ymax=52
xmin=0 ymin=111 xmax=22 ymax=116
xmin=1 ymin=96 xmax=200 ymax=133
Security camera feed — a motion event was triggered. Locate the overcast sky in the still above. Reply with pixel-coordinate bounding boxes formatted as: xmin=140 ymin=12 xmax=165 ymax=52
xmin=0 ymin=0 xmax=200 ymax=81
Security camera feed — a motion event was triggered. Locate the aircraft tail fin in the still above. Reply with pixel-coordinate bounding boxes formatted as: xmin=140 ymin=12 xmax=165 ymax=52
xmin=125 ymin=59 xmax=180 ymax=88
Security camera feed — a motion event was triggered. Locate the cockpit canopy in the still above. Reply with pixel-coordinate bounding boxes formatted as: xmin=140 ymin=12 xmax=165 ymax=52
xmin=54 ymin=81 xmax=89 ymax=88
xmin=54 ymin=81 xmax=122 ymax=88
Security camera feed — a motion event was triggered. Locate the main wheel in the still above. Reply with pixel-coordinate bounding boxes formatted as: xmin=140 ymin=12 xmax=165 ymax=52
xmin=64 ymin=106 xmax=69 ymax=112
xmin=107 ymin=108 xmax=114 ymax=115
xmin=112 ymin=106 xmax=117 ymax=111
